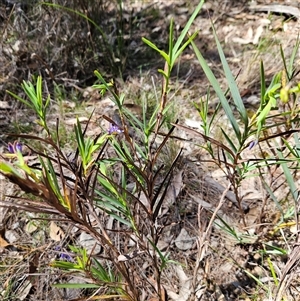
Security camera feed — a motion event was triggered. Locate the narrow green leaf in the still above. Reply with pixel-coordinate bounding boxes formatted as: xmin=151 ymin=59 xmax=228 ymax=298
xmin=262 ymin=242 xmax=287 ymax=255
xmin=0 ymin=162 xmax=21 ymax=176
xmin=6 ymin=90 xmax=32 ymax=109
xmin=157 ymin=69 xmax=168 ymax=79
xmin=95 ymin=191 xmax=126 ymax=210
xmin=280 ymin=44 xmax=288 ymax=80
xmin=93 ymin=70 xmax=121 ymax=107
xmin=267 ymin=256 xmax=279 ymax=286
xmin=243 ymin=269 xmax=267 ymax=290
xmin=220 ymin=128 xmax=237 ymax=154
xmin=97 ymin=176 xmax=118 ymax=196
xmin=212 ymin=25 xmax=248 ymax=127
xmin=172 ymin=0 xmax=205 ymax=55
xmin=191 ymin=40 xmax=241 ymax=141
xmin=168 ymin=18 xmax=174 ymax=64
xmin=92 ymin=259 xmax=111 ymax=282
xmin=256 ymin=102 xmax=272 ymax=126
xmin=40 ymin=157 xmax=63 ymax=202
xmin=36 ymin=76 xmax=42 ymax=106
xmin=141 ymin=38 xmax=170 ymax=63
xmin=276 ymin=142 xmax=298 ymax=202
xmin=74 ymin=118 xmax=86 ymax=160
xmin=260 ymin=61 xmax=266 ymax=104
xmin=261 ymin=174 xmax=283 ymax=214
xmin=173 ymin=31 xmax=198 ymax=63
xmin=53 ymin=283 xmax=100 ymax=289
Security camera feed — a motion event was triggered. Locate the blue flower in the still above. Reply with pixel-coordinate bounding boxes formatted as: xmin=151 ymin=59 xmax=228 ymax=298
xmin=108 ymin=123 xmax=123 ymax=135
xmin=7 ymin=143 xmax=14 ymax=154
xmin=15 ymin=142 xmax=22 ymax=152
xmin=7 ymin=141 xmax=22 ymax=154
xmin=59 ymin=252 xmax=73 ymax=262
xmin=248 ymin=140 xmax=258 ymax=150
xmin=55 ymin=246 xmax=73 ymax=262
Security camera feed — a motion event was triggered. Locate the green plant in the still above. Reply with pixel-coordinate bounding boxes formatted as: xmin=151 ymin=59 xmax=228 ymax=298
xmin=6 ymin=76 xmax=50 ymax=134
xmin=166 ymin=18 xmax=300 ymax=301
xmin=0 ymin=2 xmax=205 ymax=300
xmin=172 ymin=25 xmax=300 ymax=228
xmin=51 ymin=245 xmax=125 ymax=296
xmin=3 ymin=1 xmax=300 ymax=299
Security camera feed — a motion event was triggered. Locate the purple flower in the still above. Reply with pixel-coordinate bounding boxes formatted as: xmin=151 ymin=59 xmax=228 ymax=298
xmin=59 ymin=253 xmax=73 ymax=262
xmin=108 ymin=123 xmax=123 ymax=135
xmin=7 ymin=143 xmax=14 ymax=154
xmin=7 ymin=141 xmax=22 ymax=154
xmin=15 ymin=142 xmax=22 ymax=152
xmin=55 ymin=246 xmax=73 ymax=262
xmin=248 ymin=140 xmax=258 ymax=150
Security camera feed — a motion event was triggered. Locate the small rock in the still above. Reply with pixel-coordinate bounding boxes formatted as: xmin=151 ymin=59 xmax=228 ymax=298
xmin=79 ymin=232 xmax=102 ymax=254
xmin=175 ymin=228 xmax=194 ymax=251
xmin=184 ymin=118 xmax=202 ymax=129
xmin=24 ymin=221 xmax=37 ymax=234
xmin=5 ymin=230 xmax=19 ymax=243
xmin=0 ymin=101 xmax=12 ymax=109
